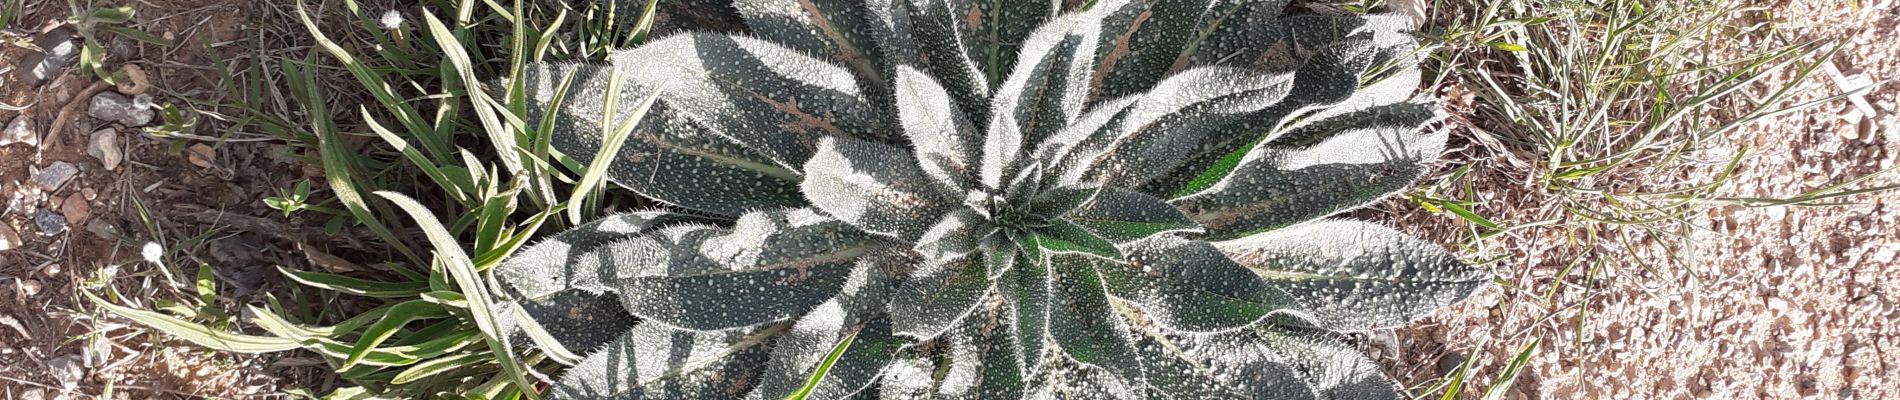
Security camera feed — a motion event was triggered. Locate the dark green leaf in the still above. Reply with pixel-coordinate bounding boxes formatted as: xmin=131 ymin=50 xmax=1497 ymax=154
xmin=889 ymin=255 xmax=993 ymax=340
xmin=551 ymin=323 xmax=777 ymax=399
xmin=802 ymin=137 xmax=951 ymax=239
xmin=1223 ymin=220 xmax=1488 ymax=331
xmin=1065 ymin=187 xmax=1199 ymax=243
xmin=1100 ymin=236 xmax=1293 ymax=332
xmin=603 ymin=209 xmax=881 ymax=330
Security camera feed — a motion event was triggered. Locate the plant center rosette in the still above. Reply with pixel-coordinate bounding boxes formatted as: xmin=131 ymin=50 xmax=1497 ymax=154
xmin=495 ymin=1 xmax=1490 ymax=399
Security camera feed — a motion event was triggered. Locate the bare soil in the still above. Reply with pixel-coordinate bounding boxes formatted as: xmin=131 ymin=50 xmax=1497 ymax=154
xmin=0 ymin=1 xmax=343 ymax=398
xmin=1382 ymin=1 xmax=1900 ymax=399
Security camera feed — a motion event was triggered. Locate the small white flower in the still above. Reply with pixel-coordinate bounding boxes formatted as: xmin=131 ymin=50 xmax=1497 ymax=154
xmin=141 ymin=242 xmax=163 ymax=264
xmin=379 ymin=10 xmax=405 ymax=30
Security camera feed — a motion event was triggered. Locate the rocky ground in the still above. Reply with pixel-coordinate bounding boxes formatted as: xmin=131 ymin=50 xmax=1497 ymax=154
xmin=0 ymin=1 xmax=338 ymax=398
xmin=1383 ymin=0 xmax=1900 ymax=398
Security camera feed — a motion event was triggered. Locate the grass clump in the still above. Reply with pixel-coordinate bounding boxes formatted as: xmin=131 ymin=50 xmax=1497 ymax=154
xmin=1396 ymin=0 xmax=1897 ymax=396
xmin=87 ymin=0 xmax=663 ymax=397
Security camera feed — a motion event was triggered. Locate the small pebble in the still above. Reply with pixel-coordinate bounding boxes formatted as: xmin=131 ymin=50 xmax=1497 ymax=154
xmin=0 ymin=116 xmax=35 ymax=147
xmin=88 ymin=128 xmax=122 ymax=171
xmin=17 ymin=278 xmax=42 ymax=298
xmin=45 ymin=354 xmax=85 ymax=391
xmin=33 ymin=161 xmax=78 ymax=192
xmin=61 ymin=193 xmax=90 ymax=225
xmin=13 ymin=27 xmax=78 ymax=88
xmin=0 ymin=224 xmax=21 ymax=251
xmin=33 ymin=208 xmax=68 ymax=234
xmin=88 ymin=91 xmax=156 ymax=127
xmin=85 ymin=219 xmax=119 ymax=241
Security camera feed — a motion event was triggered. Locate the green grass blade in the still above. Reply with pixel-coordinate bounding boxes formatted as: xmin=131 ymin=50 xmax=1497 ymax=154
xmin=785 ymin=330 xmax=859 ymax=400
xmin=285 ymin=58 xmax=423 ymax=267
xmin=86 ymin=292 xmax=301 ymax=353
xmin=377 ymin=191 xmax=544 ymax=400
xmin=341 ymin=300 xmax=451 ymax=370
xmin=278 ymin=266 xmax=430 ymax=298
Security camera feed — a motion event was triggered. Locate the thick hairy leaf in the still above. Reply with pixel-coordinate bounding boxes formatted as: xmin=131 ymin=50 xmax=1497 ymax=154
xmin=981 ymin=13 xmax=1100 ymax=190
xmin=996 ymin=252 xmax=1052 ymax=380
xmin=734 ymin=0 xmax=886 ymax=86
xmin=551 ymin=323 xmax=777 ymax=399
xmin=1037 ymin=96 xmax=1139 ymax=187
xmin=878 ymin=353 xmax=938 ymax=398
xmin=1089 ymin=0 xmax=1215 ymax=99
xmin=1182 ymin=4 xmax=1354 ymax=73
xmin=915 ymin=209 xmax=993 ymax=262
xmin=1064 ymin=187 xmax=1198 ymax=244
xmin=889 ymin=254 xmax=992 ymax=339
xmin=525 ymin=62 xmax=803 ymax=216
xmin=1173 ymin=125 xmax=1446 ymax=240
xmin=895 ymin=66 xmax=984 ymax=193
xmin=1079 ymin=66 xmax=1294 ymax=191
xmin=1257 ymin=324 xmax=1401 ymax=400
xmin=803 ymin=137 xmax=952 ymax=238
xmin=1047 ymin=254 xmax=1141 ymax=380
xmin=604 ymin=209 xmax=880 ymax=330
xmin=1034 ymin=219 xmax=1122 ymax=259
xmin=1032 ymin=363 xmax=1139 ymax=400
xmin=498 ymin=212 xmax=686 ymax=356
xmin=930 ymin=306 xmax=1027 ymax=399
xmin=1099 ymin=235 xmax=1292 ymax=332
xmin=897 ymin=0 xmax=994 ymax=122
xmin=748 ymin=307 xmax=905 ymax=399
xmin=1141 ymin=14 xmax=1428 ymax=196
xmin=604 ymin=33 xmax=891 ymax=170
xmin=1219 ymin=220 xmax=1487 ymax=331
xmin=965 ymin=0 xmax=1059 ymax=86
xmin=1131 ymin=332 xmax=1317 ymax=400
xmin=498 ymin=212 xmax=685 ymax=300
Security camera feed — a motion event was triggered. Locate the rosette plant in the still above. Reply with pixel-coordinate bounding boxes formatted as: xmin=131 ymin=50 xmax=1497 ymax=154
xmin=497 ymin=0 xmax=1487 ymax=398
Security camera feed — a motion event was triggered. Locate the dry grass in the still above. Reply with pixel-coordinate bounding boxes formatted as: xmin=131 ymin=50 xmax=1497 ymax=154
xmin=1376 ymin=0 xmax=1900 ymax=398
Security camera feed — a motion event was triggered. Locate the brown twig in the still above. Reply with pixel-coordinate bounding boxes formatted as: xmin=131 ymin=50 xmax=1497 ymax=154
xmin=43 ymin=80 xmax=113 ymax=149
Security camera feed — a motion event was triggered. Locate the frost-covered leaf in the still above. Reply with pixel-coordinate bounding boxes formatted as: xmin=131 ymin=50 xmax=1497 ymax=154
xmin=1257 ymin=324 xmax=1401 ymax=400
xmin=498 ymin=212 xmax=688 ymax=355
xmin=982 ymin=13 xmax=1100 ymax=189
xmin=895 ymin=66 xmax=984 ymax=193
xmin=889 ymin=254 xmax=991 ymax=340
xmin=748 ymin=308 xmax=906 ymax=399
xmin=601 ymin=33 xmax=891 ymax=170
xmin=1078 ymin=66 xmax=1293 ymax=191
xmin=915 ymin=209 xmax=993 ymax=262
xmin=997 ymin=252 xmax=1053 ymax=379
xmin=603 ymin=209 xmax=880 ymax=330
xmin=1131 ymin=332 xmax=1318 ymax=400
xmin=1089 ymin=0 xmax=1216 ymax=99
xmin=1099 ymin=235 xmax=1294 ymax=332
xmin=525 ymin=62 xmax=804 ymax=216
xmin=1047 ymin=254 xmax=1140 ymax=380
xmin=734 ymin=0 xmax=887 ymax=86
xmin=1064 ymin=187 xmax=1198 ymax=244
xmin=550 ymin=323 xmax=775 ymax=399
xmin=1220 ymin=220 xmax=1487 ymax=331
xmin=803 ymin=137 xmax=951 ymax=239
xmin=1173 ymin=126 xmax=1445 ymax=240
